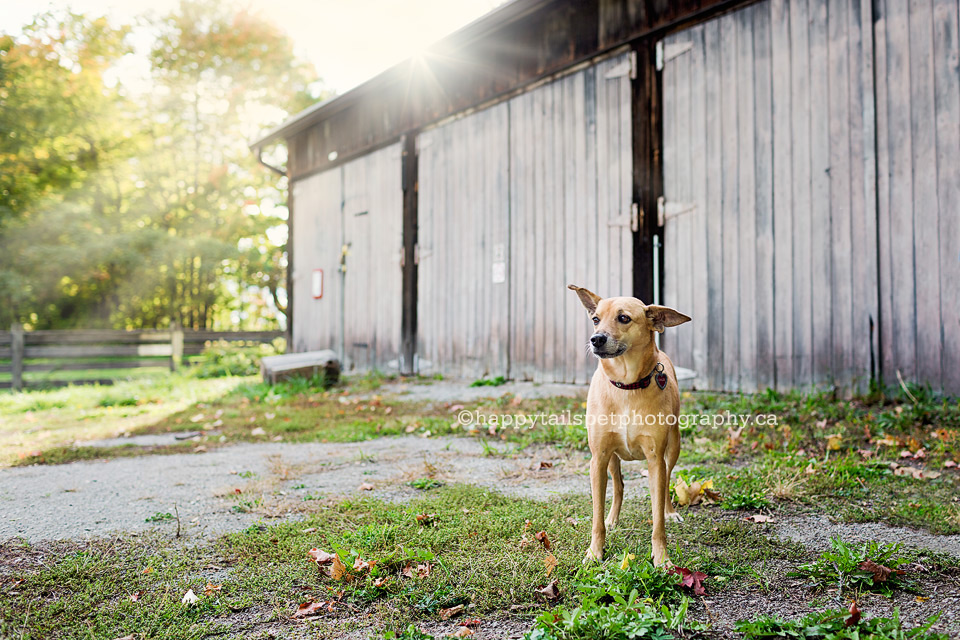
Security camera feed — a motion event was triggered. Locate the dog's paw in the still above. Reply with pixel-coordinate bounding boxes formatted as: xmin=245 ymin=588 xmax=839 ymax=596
xmin=665 ymin=512 xmax=684 ymax=523
xmin=582 ymin=548 xmax=603 ymax=564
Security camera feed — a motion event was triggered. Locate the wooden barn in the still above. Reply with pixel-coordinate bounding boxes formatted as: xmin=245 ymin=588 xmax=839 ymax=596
xmin=252 ymin=0 xmax=959 ymax=396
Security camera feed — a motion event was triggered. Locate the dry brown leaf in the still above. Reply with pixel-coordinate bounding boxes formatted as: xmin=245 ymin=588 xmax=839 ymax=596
xmin=358 ymin=482 xmax=375 ymax=491
xmin=825 ymin=434 xmax=843 ymax=451
xmin=537 ymin=461 xmax=553 ymax=470
xmin=538 ymin=579 xmax=560 ymax=600
xmin=141 ymin=566 xmax=153 ymax=575
xmin=845 ymin=601 xmax=861 ymax=627
xmin=439 ymin=604 xmax=465 ymax=620
xmin=416 ymin=562 xmax=433 ymax=578
xmin=302 ymin=527 xmax=317 ymax=533
xmin=452 ymin=628 xmax=475 ymax=637
xmin=544 ymin=553 xmax=558 ymax=577
xmin=744 ymin=514 xmax=775 ymax=523
xmin=401 ymin=563 xmax=414 ymax=578
xmin=308 ymin=548 xmax=337 ymax=565
xmin=353 ymin=557 xmax=371 ymax=573
xmin=416 ymin=513 xmax=437 ymax=526
xmin=875 ymin=436 xmax=899 ymax=446
xmin=128 ymin=590 xmax=145 ymax=602
xmin=325 ymin=555 xmax=348 ymax=580
xmin=373 ymin=576 xmax=390 ymax=587
xmin=534 ymin=531 xmax=552 ymax=550
xmin=203 ymin=583 xmax=221 ymax=596
xmin=112 ymin=635 xmax=136 ymax=640
xmin=292 ymin=601 xmax=325 ymax=618
xmin=859 ymin=559 xmax=904 ymax=583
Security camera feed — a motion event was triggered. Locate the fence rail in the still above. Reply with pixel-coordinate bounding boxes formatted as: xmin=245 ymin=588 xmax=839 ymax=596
xmin=0 ymin=326 xmax=284 ymax=391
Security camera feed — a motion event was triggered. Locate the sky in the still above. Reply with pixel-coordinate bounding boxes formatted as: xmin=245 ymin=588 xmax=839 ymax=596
xmin=1 ymin=0 xmax=506 ymax=94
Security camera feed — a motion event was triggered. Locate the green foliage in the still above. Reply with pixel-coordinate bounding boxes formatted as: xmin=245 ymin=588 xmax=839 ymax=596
xmin=526 ymin=592 xmax=696 ymax=640
xmin=408 ymin=478 xmax=443 ymax=491
xmin=789 ymin=537 xmax=914 ymax=595
xmin=377 ymin=625 xmax=434 ymax=640
xmin=144 ymin=512 xmax=173 ymax=522
xmin=0 ymin=1 xmax=324 ymax=331
xmin=735 ymin=608 xmax=947 ymax=640
xmin=470 ymin=375 xmax=508 ymax=387
xmin=722 ymin=491 xmax=772 ymax=510
xmin=574 ymin=553 xmax=681 ymax=604
xmin=188 ymin=339 xmax=282 ymax=378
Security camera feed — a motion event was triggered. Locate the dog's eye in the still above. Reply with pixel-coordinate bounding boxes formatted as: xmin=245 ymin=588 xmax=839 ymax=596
xmin=592 ymin=316 xmax=600 ymax=325
xmin=617 ymin=314 xmax=631 ymax=324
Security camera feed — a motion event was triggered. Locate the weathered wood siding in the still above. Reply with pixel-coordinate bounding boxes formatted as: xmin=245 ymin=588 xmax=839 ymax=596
xmin=290 ymin=168 xmax=342 ymax=354
xmin=416 ymin=53 xmax=633 ymax=382
xmin=509 ymin=54 xmax=634 ymax=383
xmin=417 ymin=104 xmax=511 ymax=379
xmin=290 ymin=144 xmax=403 ymax=370
xmin=661 ymin=0 xmax=880 ymax=393
xmin=874 ymin=0 xmax=960 ymax=395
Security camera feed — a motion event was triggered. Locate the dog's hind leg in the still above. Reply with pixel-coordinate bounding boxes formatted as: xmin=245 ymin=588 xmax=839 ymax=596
xmin=605 ymin=455 xmax=624 ymax=530
xmin=664 ymin=424 xmax=684 ymax=523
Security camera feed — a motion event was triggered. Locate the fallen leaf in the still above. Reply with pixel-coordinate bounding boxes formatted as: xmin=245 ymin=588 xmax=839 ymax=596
xmin=845 ymin=601 xmax=861 ymax=627
xmin=440 ymin=604 xmax=464 ymax=620
xmin=181 ymin=589 xmax=199 ymax=605
xmin=292 ymin=601 xmax=325 ymax=618
xmin=875 ymin=436 xmax=899 ymax=446
xmin=538 ymin=579 xmax=560 ymax=600
xmin=744 ymin=514 xmax=775 ymax=523
xmin=945 ymin=460 xmax=958 ymax=468
xmin=325 ymin=555 xmax=348 ymax=580
xmin=452 ymin=628 xmax=475 ymax=637
xmin=193 ymin=445 xmax=207 ymax=453
xmin=565 ymin=517 xmax=579 ymax=526
xmin=308 ymin=548 xmax=337 ymax=565
xmin=619 ymin=553 xmax=636 ymax=570
xmin=373 ymin=576 xmax=390 ymax=587
xmin=534 ymin=531 xmax=552 ymax=550
xmin=203 ymin=583 xmax=221 ymax=596
xmin=826 ymin=434 xmax=843 ymax=451
xmin=670 ymin=567 xmax=707 ymax=596
xmin=358 ymin=482 xmax=374 ymax=491
xmin=401 ymin=563 xmax=414 ymax=578
xmin=302 ymin=527 xmax=317 ymax=533
xmin=141 ymin=566 xmax=154 ymax=575
xmin=234 ymin=488 xmax=242 ymax=495
xmin=112 ymin=635 xmax=136 ymax=640
xmin=128 ymin=590 xmax=145 ymax=602
xmin=250 ymin=427 xmax=267 ymax=436
xmin=190 ymin=413 xmax=205 ymax=423
xmin=859 ymin=560 xmax=904 ymax=583
xmin=916 ymin=596 xmax=930 ymax=602
xmin=353 ymin=557 xmax=371 ymax=573
xmin=416 ymin=562 xmax=433 ymax=578
xmin=416 ymin=513 xmax=437 ymax=526
xmin=544 ymin=553 xmax=558 ymax=576
xmin=537 ymin=461 xmax=553 ymax=470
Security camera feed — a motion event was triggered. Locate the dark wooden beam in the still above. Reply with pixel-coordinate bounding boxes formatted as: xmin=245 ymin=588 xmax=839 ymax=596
xmin=632 ymin=40 xmax=662 ymax=305
xmin=400 ymin=132 xmax=419 ymax=375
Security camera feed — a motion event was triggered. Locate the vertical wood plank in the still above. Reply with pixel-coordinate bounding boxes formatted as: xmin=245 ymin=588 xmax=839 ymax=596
xmin=720 ymin=13 xmax=740 ymax=391
xmin=753 ymin=1 xmax=776 ymax=392
xmin=704 ymin=18 xmax=725 ymax=390
xmin=848 ymin=0 xmax=880 ymax=393
xmin=909 ymin=0 xmax=943 ymax=390
xmin=689 ymin=25 xmax=709 ymax=386
xmin=885 ymin=0 xmax=918 ymax=382
xmin=661 ymin=37 xmax=678 ymax=361
xmin=618 ymin=63 xmax=633 ymax=307
xmin=933 ymin=0 xmax=960 ymax=394
xmin=737 ymin=7 xmax=758 ymax=393
xmin=828 ymin=0 xmax=853 ymax=391
xmin=790 ymin=0 xmax=814 ymax=388
xmin=675 ymin=37 xmax=695 ymax=370
xmin=771 ymin=0 xmax=794 ymax=389
xmin=584 ymin=65 xmax=600 ymax=382
xmin=873 ymin=0 xmax=895 ymax=388
xmin=809 ymin=0 xmax=833 ymax=388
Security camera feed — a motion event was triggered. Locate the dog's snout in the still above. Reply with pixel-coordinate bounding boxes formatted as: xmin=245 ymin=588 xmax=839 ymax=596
xmin=590 ymin=334 xmax=607 ymax=348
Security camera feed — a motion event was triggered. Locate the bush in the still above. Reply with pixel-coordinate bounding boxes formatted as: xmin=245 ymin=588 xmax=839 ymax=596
xmin=188 ymin=338 xmax=283 ymax=378
xmin=735 ymin=608 xmax=946 ymax=640
xmin=789 ymin=537 xmax=914 ymax=595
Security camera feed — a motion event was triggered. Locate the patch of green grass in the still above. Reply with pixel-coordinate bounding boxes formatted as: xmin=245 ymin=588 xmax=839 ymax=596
xmin=145 ymin=512 xmax=174 ymax=523
xmin=722 ymin=491 xmax=772 ymax=510
xmin=789 ymin=537 xmax=915 ymax=595
xmin=470 ymin=375 xmax=507 ymax=387
xmin=735 ymin=608 xmax=947 ymax=640
xmin=12 ymin=442 xmax=197 ymax=466
xmin=408 ymin=477 xmax=443 ymax=491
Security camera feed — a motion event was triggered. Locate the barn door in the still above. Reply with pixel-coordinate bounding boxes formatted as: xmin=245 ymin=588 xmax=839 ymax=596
xmin=660 ymin=0 xmax=878 ymax=393
xmin=508 ymin=53 xmax=633 ymax=383
xmin=340 ymin=144 xmax=404 ymax=372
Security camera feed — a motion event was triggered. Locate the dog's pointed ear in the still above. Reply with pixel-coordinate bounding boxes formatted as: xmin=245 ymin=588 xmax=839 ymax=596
xmin=567 ymin=284 xmax=601 ymax=314
xmin=645 ymin=305 xmax=691 ymax=333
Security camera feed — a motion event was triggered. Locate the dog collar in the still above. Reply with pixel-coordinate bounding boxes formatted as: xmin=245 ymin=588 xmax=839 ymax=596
xmin=610 ymin=362 xmax=667 ymax=391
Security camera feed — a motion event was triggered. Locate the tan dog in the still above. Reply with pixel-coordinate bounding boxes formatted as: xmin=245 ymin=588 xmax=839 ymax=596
xmin=568 ymin=285 xmax=691 ymax=567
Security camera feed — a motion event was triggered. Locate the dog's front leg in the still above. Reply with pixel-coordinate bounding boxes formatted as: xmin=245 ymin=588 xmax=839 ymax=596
xmin=586 ymin=449 xmax=612 ymax=562
xmin=647 ymin=453 xmax=671 ymax=567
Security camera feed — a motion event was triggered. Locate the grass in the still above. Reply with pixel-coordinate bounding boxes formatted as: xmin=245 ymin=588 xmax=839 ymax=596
xmin=2 ymin=485 xmax=955 ymax=640
xmin=789 ymin=537 xmax=916 ymax=595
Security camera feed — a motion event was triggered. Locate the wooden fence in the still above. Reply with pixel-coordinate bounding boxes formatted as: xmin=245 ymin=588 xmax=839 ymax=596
xmin=0 ymin=326 xmax=284 ymax=391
